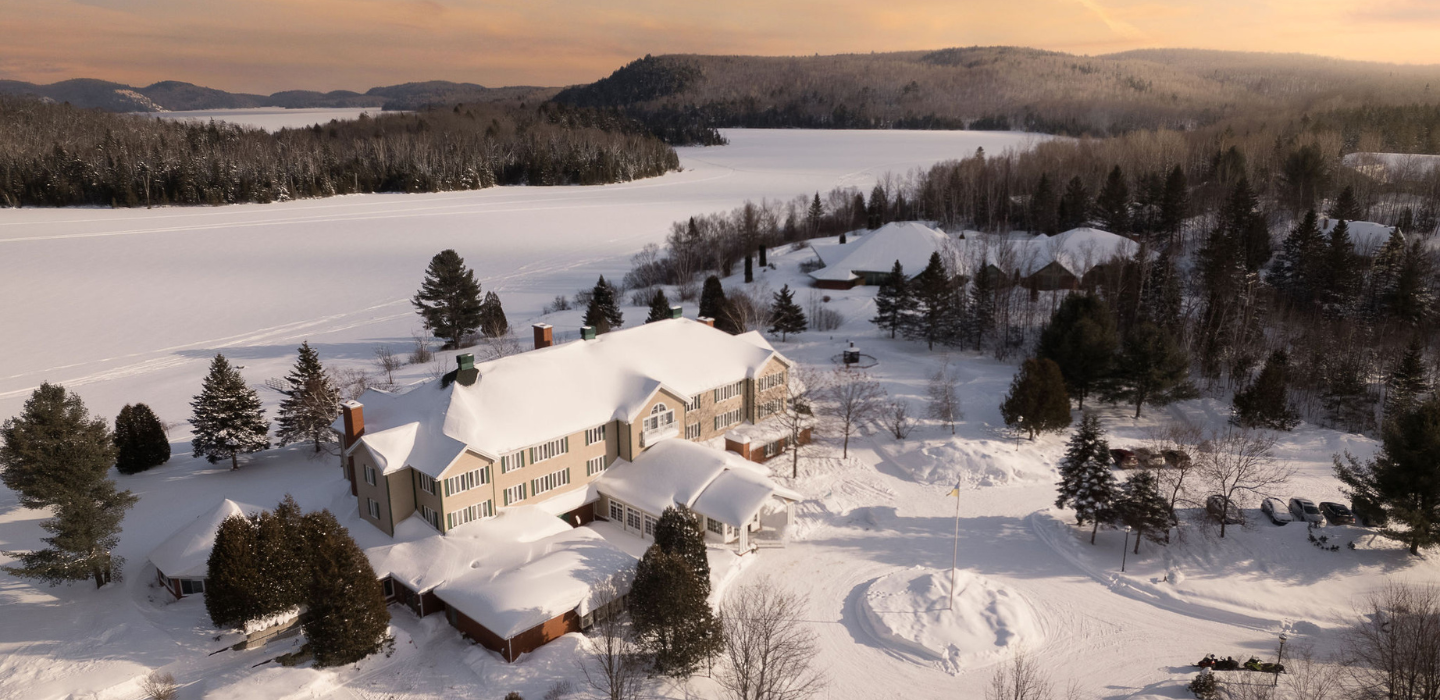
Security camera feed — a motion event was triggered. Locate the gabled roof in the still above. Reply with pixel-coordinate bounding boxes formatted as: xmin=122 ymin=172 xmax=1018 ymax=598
xmin=809 ymin=222 xmax=950 ymax=282
xmin=596 ymin=439 xmax=800 ymax=527
xmin=962 ymin=227 xmax=1137 ymax=278
xmin=148 ymin=499 xmax=260 ymax=579
xmin=1319 ymin=218 xmax=1400 ymax=255
xmin=350 ymin=319 xmax=789 ymax=477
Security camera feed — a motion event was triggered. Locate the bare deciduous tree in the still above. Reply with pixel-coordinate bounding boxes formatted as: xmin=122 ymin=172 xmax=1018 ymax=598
xmin=373 ymin=345 xmax=402 ymax=385
xmin=884 ymin=400 xmax=918 ymax=440
xmin=579 ymin=585 xmax=648 ymax=700
xmin=1344 ymin=582 xmax=1440 ymax=700
xmin=1149 ymin=420 xmax=1203 ymax=540
xmin=985 ymin=649 xmax=1054 ymax=700
xmin=140 ymin=671 xmax=179 ymax=700
xmin=823 ymin=369 xmax=886 ymax=459
xmin=774 ymin=366 xmax=825 ymax=479
xmin=926 ymin=358 xmax=963 ymax=435
xmin=716 ymin=577 xmax=824 ymax=700
xmin=328 ymin=366 xmax=372 ymax=401
xmin=409 ymin=332 xmax=434 ymax=365
xmin=1196 ymin=426 xmax=1293 ymax=537
xmin=722 ymin=283 xmax=774 ymax=333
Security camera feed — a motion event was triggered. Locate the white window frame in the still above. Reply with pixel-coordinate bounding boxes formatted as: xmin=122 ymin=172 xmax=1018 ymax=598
xmin=531 ymin=467 xmax=572 ymax=496
xmin=447 ymin=500 xmax=494 ymax=530
xmin=420 ymin=504 xmax=440 ymax=530
xmin=713 ymin=380 xmax=744 ymax=403
xmin=757 ymin=372 xmax=786 ymax=392
xmin=686 ymin=394 xmax=703 ymax=411
xmin=685 ymin=422 xmax=702 ymax=440
xmin=363 ymin=464 xmax=377 ymax=486
xmin=643 ymin=403 xmax=676 ymax=433
xmin=763 ymin=441 xmax=781 ymax=458
xmin=366 ymin=498 xmax=380 ymax=519
xmin=757 ymin=399 xmax=782 ymax=420
xmin=444 ymin=466 xmax=490 ymax=497
xmin=530 ymin=437 xmax=569 ymax=464
xmin=714 ymin=408 xmax=742 ymax=431
xmin=503 ymin=483 xmax=527 ymax=506
xmin=585 ymin=425 xmax=606 ymax=446
xmin=586 ymin=455 xmax=607 ymax=476
xmin=609 ymin=500 xmax=625 ymax=521
xmin=707 ymin=517 xmax=725 ymax=535
xmin=500 ymin=450 xmax=525 ymax=474
xmin=418 ymin=473 xmax=437 ymax=495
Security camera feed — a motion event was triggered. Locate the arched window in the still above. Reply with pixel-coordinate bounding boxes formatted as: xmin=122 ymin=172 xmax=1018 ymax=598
xmin=651 ymin=403 xmax=668 ymax=415
xmin=644 ymin=402 xmax=675 ymax=435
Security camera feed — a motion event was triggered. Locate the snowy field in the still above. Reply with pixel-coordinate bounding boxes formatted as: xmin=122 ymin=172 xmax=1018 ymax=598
xmin=144 ymin=107 xmax=392 ymax=132
xmin=2 ymin=129 xmax=1430 ymax=699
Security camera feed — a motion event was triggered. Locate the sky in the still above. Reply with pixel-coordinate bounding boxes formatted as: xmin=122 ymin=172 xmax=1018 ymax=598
xmin=1 ymin=0 xmax=1438 ymax=94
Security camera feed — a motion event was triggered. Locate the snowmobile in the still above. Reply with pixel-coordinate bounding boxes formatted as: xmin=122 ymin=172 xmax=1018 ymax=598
xmin=1242 ymin=657 xmax=1285 ymax=673
xmin=1194 ymin=654 xmax=1239 ymax=671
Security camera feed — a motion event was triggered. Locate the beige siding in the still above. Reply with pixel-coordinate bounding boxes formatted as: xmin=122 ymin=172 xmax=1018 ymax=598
xmin=624 ymin=388 xmax=689 ymax=458
xmin=751 ymin=357 xmax=790 ymax=424
xmin=683 ymin=379 xmax=747 ymax=442
xmin=388 ymin=469 xmax=416 ymax=527
xmin=434 ymin=451 xmax=496 ymax=529
xmin=353 ymin=447 xmax=394 ymax=536
xmin=492 ymin=420 xmax=619 ymax=510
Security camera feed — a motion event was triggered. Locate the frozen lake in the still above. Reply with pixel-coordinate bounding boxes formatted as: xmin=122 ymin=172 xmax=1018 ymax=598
xmin=145 ymin=107 xmax=390 ymax=131
xmin=0 ymin=129 xmax=1043 ymax=422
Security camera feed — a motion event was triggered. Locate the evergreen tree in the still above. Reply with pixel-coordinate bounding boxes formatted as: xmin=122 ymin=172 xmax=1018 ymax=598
xmin=190 ymin=354 xmax=270 ymax=470
xmin=583 ymin=276 xmax=624 ymax=334
xmin=1323 ymin=357 xmax=1374 ymax=433
xmin=1269 ymin=209 xmax=1326 ymax=306
xmin=698 ymin=275 xmax=738 ymax=333
xmin=301 ymin=509 xmax=391 ymax=667
xmin=1158 ymin=165 xmax=1189 ymax=244
xmin=629 ymin=546 xmax=721 ymax=676
xmin=967 ymin=262 xmax=998 ymax=351
xmin=114 ymin=403 xmax=170 ymax=475
xmin=205 ymin=514 xmax=265 ymax=628
xmin=1 ymin=383 xmax=116 ymax=508
xmin=871 ymin=260 xmax=915 ymax=339
xmin=652 ymin=506 xmax=711 ymax=597
xmin=1029 ymin=173 xmax=1059 ymax=235
xmin=646 ymin=288 xmax=673 ymax=323
xmin=903 ymin=252 xmax=954 ymax=350
xmin=1000 ymin=358 xmax=1072 ymax=440
xmin=758 ymin=242 xmax=768 ymax=268
xmin=252 ymin=507 xmax=307 ymax=612
xmin=478 ymin=291 xmax=509 ymax=338
xmin=1231 ymin=350 xmax=1300 ymax=430
xmin=1385 ymin=340 xmax=1430 ymax=423
xmin=866 ymin=184 xmax=888 ymax=229
xmin=1321 ymin=220 xmax=1362 ymax=314
xmin=1055 ymin=413 xmax=1118 ymax=544
xmin=807 ymin=193 xmax=823 ymax=236
xmin=1056 ymin=176 xmax=1091 ymax=231
xmin=1094 ymin=165 xmax=1132 ymax=233
xmin=1108 ymin=323 xmax=1195 ymax=418
xmin=1330 ymin=185 xmax=1363 ymax=221
xmin=1035 ymin=294 xmax=1118 ymax=409
xmin=2 ymin=478 xmax=137 ymax=588
xmin=1335 ymin=395 xmax=1440 ymax=554
xmin=744 ymin=253 xmax=754 ymax=283
xmin=1114 ymin=470 xmax=1171 ymax=554
xmin=1141 ymin=249 xmax=1184 ymax=334
xmin=274 ymin=342 xmax=341 ymax=453
xmin=411 ymin=249 xmax=484 ymax=348
xmin=768 ymin=285 xmax=807 ymax=341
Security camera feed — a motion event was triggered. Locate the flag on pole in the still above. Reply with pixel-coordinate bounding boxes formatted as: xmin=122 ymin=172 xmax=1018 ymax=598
xmin=947 ymin=484 xmax=960 ymax=497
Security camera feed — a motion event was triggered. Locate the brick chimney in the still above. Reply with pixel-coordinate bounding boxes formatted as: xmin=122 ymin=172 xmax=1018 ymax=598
xmin=724 ymin=432 xmax=752 ymax=461
xmin=697 ymin=316 xmax=715 ymax=328
xmin=533 ymin=323 xmax=553 ymax=349
xmin=341 ymin=400 xmax=365 ymax=449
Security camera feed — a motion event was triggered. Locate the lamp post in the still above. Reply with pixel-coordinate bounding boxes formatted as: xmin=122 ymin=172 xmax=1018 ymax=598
xmin=1121 ymin=526 xmax=1133 ymax=572
xmin=949 ymin=482 xmax=961 ymax=610
xmin=1274 ymin=633 xmax=1288 ymax=687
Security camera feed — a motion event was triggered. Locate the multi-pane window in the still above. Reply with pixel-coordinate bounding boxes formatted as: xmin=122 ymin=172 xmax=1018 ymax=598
xmin=447 ymin=500 xmax=493 ymax=529
xmin=366 ymin=498 xmax=380 ymax=519
xmin=643 ymin=514 xmax=658 ymax=537
xmin=685 ymin=423 xmax=702 ymax=440
xmin=444 ymin=466 xmax=490 ymax=497
xmin=643 ymin=403 xmax=675 ymax=433
xmin=714 ymin=408 xmax=742 ymax=431
xmin=420 ymin=505 xmax=440 ymax=530
xmin=180 ymin=578 xmax=205 ymax=595
xmin=585 ymin=425 xmax=606 ymax=445
xmin=757 ymin=372 xmax=786 ymax=392
xmin=364 ymin=464 xmax=377 ymax=486
xmin=626 ymin=507 xmax=642 ymax=531
xmin=714 ymin=380 xmax=744 ymax=403
xmin=532 ymin=468 xmax=571 ymax=496
xmin=707 ymin=517 xmax=725 ymax=535
xmin=417 ymin=473 xmax=437 ymax=495
xmin=503 ymin=483 xmax=527 ymax=506
xmin=609 ymin=500 xmax=625 ymax=521
xmin=500 ymin=450 xmax=526 ymax=474
xmin=530 ymin=437 xmax=569 ymax=464
xmin=686 ymin=394 xmax=703 ymax=411
xmin=586 ymin=455 xmax=607 ymax=476
xmin=756 ymin=399 xmax=782 ymax=419
xmin=763 ymin=441 xmax=781 ymax=458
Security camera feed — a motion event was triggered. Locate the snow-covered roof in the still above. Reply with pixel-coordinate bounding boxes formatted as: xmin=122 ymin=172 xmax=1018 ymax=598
xmin=961 ymin=227 xmax=1137 ymax=278
xmin=433 ymin=527 xmax=635 ymax=640
xmin=365 ymin=506 xmax=575 ymax=594
xmin=1319 ymin=218 xmax=1400 ymax=255
xmin=147 ymin=499 xmax=260 ymax=579
xmin=809 ymin=222 xmax=950 ymax=282
xmin=596 ymin=440 xmax=799 ymax=527
xmin=348 ymin=318 xmax=789 ymax=477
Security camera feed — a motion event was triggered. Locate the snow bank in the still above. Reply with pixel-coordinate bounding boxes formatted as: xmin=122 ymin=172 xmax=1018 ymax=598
xmin=879 ymin=437 xmax=1049 ymax=488
xmin=859 ymin=566 xmax=1043 ymax=673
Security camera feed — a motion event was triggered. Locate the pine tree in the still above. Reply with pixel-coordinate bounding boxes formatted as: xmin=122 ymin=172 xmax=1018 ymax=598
xmin=583 ymin=276 xmax=624 ymax=334
xmin=1330 ymin=185 xmax=1363 ymax=221
xmin=1055 ymin=413 xmax=1118 ymax=544
xmin=1036 ymin=294 xmax=1118 ymax=409
xmin=2 ymin=478 xmax=137 ymax=588
xmin=1 ymin=383 xmax=116 ymax=508
xmin=699 ymin=275 xmax=728 ymax=324
xmin=652 ymin=506 xmax=710 ymax=597
xmin=1269 ymin=209 xmax=1326 ymax=306
xmin=1232 ymin=350 xmax=1300 ymax=430
xmin=646 ymin=288 xmax=673 ymax=323
xmin=190 ymin=354 xmax=270 ymax=470
xmin=479 ymin=291 xmax=509 ymax=338
xmin=1158 ymin=165 xmax=1188 ymax=244
xmin=1094 ymin=165 xmax=1132 ymax=233
xmin=871 ymin=260 xmax=915 ymax=339
xmin=1114 ymin=470 xmax=1172 ymax=554
xmin=1141 ymin=249 xmax=1183 ymax=333
xmin=205 ymin=514 xmax=265 ymax=628
xmin=1335 ymin=395 xmax=1440 ymax=554
xmin=744 ymin=253 xmax=754 ymax=283
xmin=1385 ymin=340 xmax=1430 ymax=423
xmin=629 ymin=546 xmax=721 ymax=676
xmin=1029 ymin=173 xmax=1058 ymax=235
xmin=411 ymin=249 xmax=484 ymax=349
xmin=275 ymin=342 xmax=341 ymax=453
xmin=767 ymin=284 xmax=807 ymax=341
xmin=1321 ymin=220 xmax=1362 ymax=315
xmin=807 ymin=193 xmax=823 ymax=236
xmin=966 ymin=261 xmax=998 ymax=351
xmin=1107 ymin=322 xmax=1194 ymax=418
xmin=866 ymin=184 xmax=888 ymax=229
xmin=301 ymin=509 xmax=391 ymax=667
xmin=114 ymin=403 xmax=170 ymax=475
xmin=252 ymin=508 xmax=306 ymax=613
xmin=1323 ymin=357 xmax=1374 ymax=433
xmin=1000 ymin=358 xmax=1072 ymax=440
xmin=903 ymin=252 xmax=954 ymax=350
xmin=1056 ymin=176 xmax=1090 ymax=231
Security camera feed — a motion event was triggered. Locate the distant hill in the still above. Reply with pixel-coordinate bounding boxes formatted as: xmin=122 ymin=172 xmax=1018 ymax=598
xmin=0 ymin=79 xmax=555 ymax=112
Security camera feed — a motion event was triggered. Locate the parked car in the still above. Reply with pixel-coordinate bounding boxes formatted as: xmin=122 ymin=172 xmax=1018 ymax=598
xmin=1133 ymin=447 xmax=1166 ymax=469
xmin=1320 ymin=502 xmax=1356 ymax=526
xmin=1352 ymin=496 xmax=1389 ymax=528
xmin=1110 ymin=449 xmax=1138 ymax=469
xmin=1288 ymin=498 xmax=1325 ymax=525
xmin=1162 ymin=449 xmax=1192 ymax=469
xmin=1207 ymin=494 xmax=1244 ymax=525
xmin=1261 ymin=497 xmax=1293 ymax=525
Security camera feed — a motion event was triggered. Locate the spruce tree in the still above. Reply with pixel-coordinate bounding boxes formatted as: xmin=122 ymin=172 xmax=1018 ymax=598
xmin=699 ymin=275 xmax=729 ymax=327
xmin=479 ymin=291 xmax=509 ymax=338
xmin=1 ymin=383 xmax=116 ymax=508
xmin=1114 ymin=470 xmax=1171 ymax=554
xmin=253 ymin=509 xmax=306 ymax=613
xmin=1107 ymin=323 xmax=1194 ymax=418
xmin=1322 ymin=357 xmax=1373 ymax=433
xmin=1231 ymin=350 xmax=1300 ymax=430
xmin=807 ymin=193 xmax=823 ymax=236
xmin=866 ymin=184 xmax=887 ymax=229
xmin=301 ymin=509 xmax=391 ymax=667
xmin=1158 ymin=165 xmax=1188 ymax=244
xmin=629 ymin=546 xmax=721 ymax=676
xmin=1029 ymin=173 xmax=1059 ymax=235
xmin=768 ymin=284 xmax=807 ymax=341
xmin=275 ymin=342 xmax=341 ymax=453
xmin=1335 ymin=395 xmax=1440 ymax=554
xmin=583 ymin=276 xmax=624 ymax=334
xmin=646 ymin=288 xmax=673 ymax=323
xmin=652 ymin=506 xmax=711 ymax=597
xmin=871 ymin=260 xmax=915 ymax=338
xmin=3 ymin=478 xmax=137 ymax=588
xmin=1094 ymin=165 xmax=1132 ymax=233
xmin=1055 ymin=413 xmax=1118 ymax=544
xmin=190 ymin=354 xmax=270 ymax=470
xmin=1269 ymin=209 xmax=1326 ymax=306
xmin=1056 ymin=176 xmax=1090 ymax=231
xmin=114 ymin=403 xmax=170 ymax=475
xmin=1385 ymin=340 xmax=1430 ymax=423
xmin=1035 ymin=294 xmax=1118 ymax=409
xmin=758 ymin=243 xmax=768 ymax=267
xmin=205 ymin=514 xmax=265 ymax=628
xmin=1330 ymin=185 xmax=1363 ymax=221
xmin=744 ymin=254 xmax=754 ymax=283
xmin=1141 ymin=249 xmax=1184 ymax=333
xmin=1321 ymin=220 xmax=1362 ymax=314
xmin=904 ymin=252 xmax=954 ymax=350
xmin=1000 ymin=358 xmax=1073 ymax=440
xmin=966 ymin=261 xmax=998 ymax=351
xmin=411 ymin=249 xmax=484 ymax=348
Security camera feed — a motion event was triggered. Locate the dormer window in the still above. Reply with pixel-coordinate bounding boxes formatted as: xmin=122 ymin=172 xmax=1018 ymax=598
xmin=643 ymin=403 xmax=675 ymax=433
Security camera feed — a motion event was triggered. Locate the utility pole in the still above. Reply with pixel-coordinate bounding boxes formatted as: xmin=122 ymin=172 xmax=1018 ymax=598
xmin=948 ymin=482 xmax=961 ymax=610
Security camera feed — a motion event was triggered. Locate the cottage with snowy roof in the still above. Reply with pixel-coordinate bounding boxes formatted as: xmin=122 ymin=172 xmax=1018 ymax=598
xmin=807 ymin=221 xmax=951 ymax=289
xmin=147 ymin=498 xmax=260 ymax=598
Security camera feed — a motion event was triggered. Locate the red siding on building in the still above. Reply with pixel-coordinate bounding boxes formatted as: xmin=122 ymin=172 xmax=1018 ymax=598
xmin=446 ymin=604 xmax=581 ymax=662
xmin=813 ymin=277 xmax=860 ymax=290
xmin=156 ymin=568 xmax=182 ymax=599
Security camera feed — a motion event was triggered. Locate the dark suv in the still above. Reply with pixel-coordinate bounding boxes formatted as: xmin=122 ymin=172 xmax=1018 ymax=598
xmin=1206 ymin=495 xmax=1243 ymax=525
xmin=1319 ymin=502 xmax=1355 ymax=526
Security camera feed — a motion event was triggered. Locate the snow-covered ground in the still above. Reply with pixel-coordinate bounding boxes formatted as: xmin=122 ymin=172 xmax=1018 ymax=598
xmin=145 ymin=107 xmax=392 ymax=132
xmin=2 ymin=130 xmax=1432 ymax=699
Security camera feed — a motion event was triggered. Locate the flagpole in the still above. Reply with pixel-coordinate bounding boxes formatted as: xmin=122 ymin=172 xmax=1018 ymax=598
xmin=950 ymin=482 xmax=961 ymax=610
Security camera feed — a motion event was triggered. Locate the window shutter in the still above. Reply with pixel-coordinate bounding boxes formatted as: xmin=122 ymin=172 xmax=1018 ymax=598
xmin=444 ymin=479 xmax=451 ymax=497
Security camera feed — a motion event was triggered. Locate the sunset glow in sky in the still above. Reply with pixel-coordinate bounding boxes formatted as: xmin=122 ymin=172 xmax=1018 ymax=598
xmin=2 ymin=0 xmax=1438 ymax=93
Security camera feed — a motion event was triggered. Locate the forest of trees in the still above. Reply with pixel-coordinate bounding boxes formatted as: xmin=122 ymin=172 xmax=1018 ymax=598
xmin=0 ymin=97 xmax=680 ymax=207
